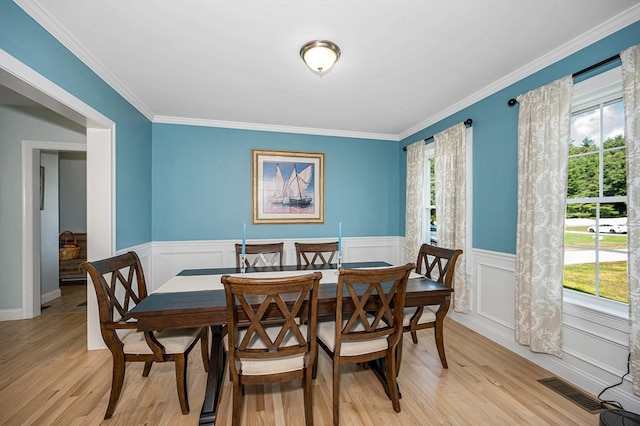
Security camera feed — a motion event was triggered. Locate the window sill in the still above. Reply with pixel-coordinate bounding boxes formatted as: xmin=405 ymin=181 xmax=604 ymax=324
xmin=563 ymin=288 xmax=628 ymax=319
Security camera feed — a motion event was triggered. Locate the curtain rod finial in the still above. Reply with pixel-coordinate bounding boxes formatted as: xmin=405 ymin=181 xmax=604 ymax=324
xmin=464 ymin=118 xmax=472 ymax=127
xmin=508 ymin=98 xmax=518 ymax=107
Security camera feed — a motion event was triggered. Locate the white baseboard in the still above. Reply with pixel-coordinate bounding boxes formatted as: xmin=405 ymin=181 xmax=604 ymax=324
xmin=41 ymin=288 xmax=61 ymax=304
xmin=0 ymin=308 xmax=25 ymax=321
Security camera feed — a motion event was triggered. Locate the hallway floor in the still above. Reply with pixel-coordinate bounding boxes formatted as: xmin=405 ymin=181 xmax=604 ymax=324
xmin=41 ymin=283 xmax=86 ymax=315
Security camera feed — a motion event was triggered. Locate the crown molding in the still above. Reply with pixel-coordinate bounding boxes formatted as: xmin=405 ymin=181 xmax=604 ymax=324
xmin=14 ymin=0 xmax=155 ymax=121
xmin=399 ymin=5 xmax=640 ymax=141
xmin=153 ymin=115 xmax=399 ymax=141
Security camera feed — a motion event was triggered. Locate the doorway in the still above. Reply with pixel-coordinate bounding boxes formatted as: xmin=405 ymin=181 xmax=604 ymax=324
xmin=1 ymin=51 xmax=115 ymax=350
xmin=41 ymin=150 xmax=88 ymax=316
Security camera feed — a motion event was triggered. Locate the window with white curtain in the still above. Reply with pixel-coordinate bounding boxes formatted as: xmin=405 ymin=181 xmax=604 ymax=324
xmin=421 ymin=128 xmax=473 ymax=274
xmin=564 ymin=67 xmax=627 ymax=309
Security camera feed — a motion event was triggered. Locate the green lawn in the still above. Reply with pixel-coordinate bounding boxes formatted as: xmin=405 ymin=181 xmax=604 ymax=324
xmin=563 ymin=230 xmax=628 ymax=303
xmin=564 ymin=231 xmax=627 ymax=250
xmin=563 ymin=261 xmax=628 ymax=303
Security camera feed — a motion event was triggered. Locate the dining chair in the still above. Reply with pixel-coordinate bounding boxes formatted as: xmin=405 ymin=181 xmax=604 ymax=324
xmin=221 ymin=271 xmax=322 ymax=426
xmin=400 ymin=244 xmax=462 ymax=369
xmin=81 ymin=251 xmax=209 ymax=419
xmin=234 ymin=242 xmax=284 ymax=268
xmin=295 ymin=241 xmax=339 ymax=266
xmin=314 ymin=263 xmax=415 ymax=426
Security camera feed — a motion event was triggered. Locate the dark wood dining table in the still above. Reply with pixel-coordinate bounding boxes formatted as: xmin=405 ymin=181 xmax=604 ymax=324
xmin=125 ymin=261 xmax=454 ymax=425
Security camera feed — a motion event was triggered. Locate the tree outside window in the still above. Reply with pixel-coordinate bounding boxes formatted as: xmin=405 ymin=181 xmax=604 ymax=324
xmin=564 ymin=98 xmax=627 ymax=303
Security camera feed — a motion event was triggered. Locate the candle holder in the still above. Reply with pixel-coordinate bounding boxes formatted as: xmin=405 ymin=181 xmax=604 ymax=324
xmin=240 ymin=254 xmax=247 ymax=276
xmin=336 ymin=251 xmax=342 ymax=273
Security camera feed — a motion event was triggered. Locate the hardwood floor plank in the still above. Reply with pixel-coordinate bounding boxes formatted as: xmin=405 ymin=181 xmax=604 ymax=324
xmin=0 ymin=309 xmax=601 ymax=425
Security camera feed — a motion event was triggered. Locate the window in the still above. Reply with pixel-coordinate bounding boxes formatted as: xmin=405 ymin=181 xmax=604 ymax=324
xmin=423 ymin=145 xmax=437 ymax=245
xmin=564 ymin=67 xmax=627 ymax=305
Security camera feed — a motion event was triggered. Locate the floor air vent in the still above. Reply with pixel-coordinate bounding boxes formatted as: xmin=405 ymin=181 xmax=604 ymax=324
xmin=538 ymin=377 xmax=603 ymax=414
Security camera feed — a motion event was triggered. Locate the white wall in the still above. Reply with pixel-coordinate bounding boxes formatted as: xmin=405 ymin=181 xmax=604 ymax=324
xmin=0 ymin=105 xmax=85 ymax=313
xmin=59 ymin=151 xmax=86 ymax=232
xmin=40 ymin=151 xmax=59 ymax=302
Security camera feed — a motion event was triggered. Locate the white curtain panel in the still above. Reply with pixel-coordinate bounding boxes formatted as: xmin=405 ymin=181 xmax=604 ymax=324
xmin=621 ymin=43 xmax=640 ymax=395
xmin=405 ymin=141 xmax=425 ymax=264
xmin=434 ymin=123 xmax=468 ymax=313
xmin=514 ymin=76 xmax=573 ymax=357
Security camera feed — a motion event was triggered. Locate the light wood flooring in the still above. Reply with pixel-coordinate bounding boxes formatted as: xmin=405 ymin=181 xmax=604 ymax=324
xmin=0 ymin=302 xmax=602 ymax=425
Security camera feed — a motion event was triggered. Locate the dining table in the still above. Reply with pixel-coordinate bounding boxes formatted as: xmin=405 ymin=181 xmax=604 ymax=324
xmin=125 ymin=261 xmax=454 ymax=426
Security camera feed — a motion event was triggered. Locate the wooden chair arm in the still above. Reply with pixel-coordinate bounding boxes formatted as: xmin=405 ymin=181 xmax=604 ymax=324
xmin=143 ymin=331 xmax=167 ymax=360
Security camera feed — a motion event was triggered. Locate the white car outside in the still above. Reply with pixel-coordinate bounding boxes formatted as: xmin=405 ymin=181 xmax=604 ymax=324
xmin=587 ymin=223 xmax=627 ymax=234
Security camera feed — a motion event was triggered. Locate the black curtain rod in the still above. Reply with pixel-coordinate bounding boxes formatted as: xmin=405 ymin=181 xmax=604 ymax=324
xmin=402 ymin=118 xmax=472 ymax=151
xmin=507 ymin=54 xmax=621 ymax=107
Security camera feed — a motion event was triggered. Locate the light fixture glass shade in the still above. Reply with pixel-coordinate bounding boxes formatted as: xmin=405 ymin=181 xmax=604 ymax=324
xmin=300 ymin=40 xmax=341 ymax=75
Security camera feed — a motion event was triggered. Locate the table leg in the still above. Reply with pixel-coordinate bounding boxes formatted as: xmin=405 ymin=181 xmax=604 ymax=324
xmin=367 ymin=358 xmax=402 ymax=400
xmin=434 ymin=299 xmax=451 ymax=369
xmin=199 ymin=325 xmax=226 ymax=425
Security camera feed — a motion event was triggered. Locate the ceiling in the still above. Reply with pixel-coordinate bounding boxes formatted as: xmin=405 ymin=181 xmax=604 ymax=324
xmin=11 ymin=1 xmax=640 ymax=141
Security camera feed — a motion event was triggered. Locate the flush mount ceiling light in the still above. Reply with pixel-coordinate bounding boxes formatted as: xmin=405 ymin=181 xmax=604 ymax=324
xmin=300 ymin=40 xmax=341 ymax=76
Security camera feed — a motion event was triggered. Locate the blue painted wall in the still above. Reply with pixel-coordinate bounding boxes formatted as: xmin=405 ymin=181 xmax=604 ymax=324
xmin=152 ymin=124 xmax=399 ymax=240
xmin=0 ymin=0 xmax=152 ymax=249
xmin=400 ymin=20 xmax=640 ymax=254
xmin=3 ymin=0 xmax=638 ymax=254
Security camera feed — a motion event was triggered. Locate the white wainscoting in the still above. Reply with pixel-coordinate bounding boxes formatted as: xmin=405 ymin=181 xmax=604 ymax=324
xmin=451 ymin=248 xmax=640 ymax=414
xmin=149 ymin=236 xmax=403 ymax=293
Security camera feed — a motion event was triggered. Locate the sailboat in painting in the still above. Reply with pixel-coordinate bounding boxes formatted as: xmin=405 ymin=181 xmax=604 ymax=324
xmin=287 ymin=164 xmax=313 ymax=207
xmin=269 ymin=163 xmax=313 ymax=207
xmin=269 ymin=164 xmax=287 ymax=204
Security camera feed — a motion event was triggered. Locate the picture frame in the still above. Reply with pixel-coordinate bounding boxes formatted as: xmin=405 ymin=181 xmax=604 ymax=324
xmin=252 ymin=149 xmax=324 ymax=224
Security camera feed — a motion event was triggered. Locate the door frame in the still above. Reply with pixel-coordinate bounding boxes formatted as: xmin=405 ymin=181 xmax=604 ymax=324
xmin=22 ymin=140 xmax=87 ymax=319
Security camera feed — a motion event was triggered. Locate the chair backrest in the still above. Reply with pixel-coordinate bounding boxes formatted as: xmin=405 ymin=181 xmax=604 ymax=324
xmin=295 ymin=241 xmax=339 ymax=266
xmin=221 ymin=272 xmax=321 ymax=372
xmin=81 ymin=251 xmax=147 ymax=327
xmin=415 ymin=244 xmax=463 ymax=288
xmin=334 ymin=264 xmax=414 ymax=351
xmin=234 ymin=242 xmax=284 ymax=268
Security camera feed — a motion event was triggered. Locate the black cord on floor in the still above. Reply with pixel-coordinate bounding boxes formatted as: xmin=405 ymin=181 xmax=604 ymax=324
xmin=598 ymin=352 xmax=631 ymax=410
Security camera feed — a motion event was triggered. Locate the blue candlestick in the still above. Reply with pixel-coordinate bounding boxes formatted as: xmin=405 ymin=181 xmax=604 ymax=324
xmin=242 ymin=223 xmax=246 ymax=257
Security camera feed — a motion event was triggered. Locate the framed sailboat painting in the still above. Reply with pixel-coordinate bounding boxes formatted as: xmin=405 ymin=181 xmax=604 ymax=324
xmin=252 ymin=149 xmax=324 ymax=224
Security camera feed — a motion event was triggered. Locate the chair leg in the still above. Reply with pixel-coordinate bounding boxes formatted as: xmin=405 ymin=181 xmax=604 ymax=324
xmin=332 ymin=359 xmax=340 ymax=426
xmin=174 ymin=354 xmax=190 ymax=414
xmin=105 ymin=352 xmax=126 ymax=419
xmin=200 ymin=328 xmax=210 ymax=372
xmin=396 ymin=335 xmax=404 ymax=377
xmin=410 ymin=329 xmax=419 ymax=344
xmin=385 ymin=351 xmax=401 ymax=413
xmin=434 ymin=320 xmax=448 ymax=369
xmin=232 ymin=382 xmax=242 ymax=426
xmin=142 ymin=361 xmax=153 ymax=377
xmin=312 ymin=349 xmax=318 ymax=380
xmin=304 ymin=367 xmax=314 ymax=426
